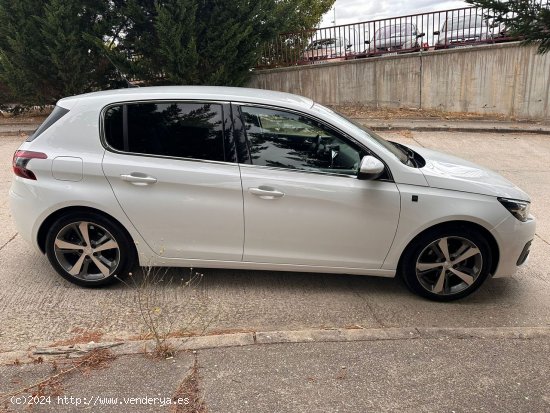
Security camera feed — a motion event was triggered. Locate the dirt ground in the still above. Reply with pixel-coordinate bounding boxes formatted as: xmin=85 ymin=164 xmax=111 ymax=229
xmin=331 ymin=105 xmax=515 ymax=121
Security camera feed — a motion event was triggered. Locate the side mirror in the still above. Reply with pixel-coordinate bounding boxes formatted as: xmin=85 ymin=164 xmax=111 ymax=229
xmin=433 ymin=31 xmax=440 ymax=36
xmin=357 ymin=156 xmax=384 ymax=180
xmin=416 ymin=32 xmax=425 ymax=38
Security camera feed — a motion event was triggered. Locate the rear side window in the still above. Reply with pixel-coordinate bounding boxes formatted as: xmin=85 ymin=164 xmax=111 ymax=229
xmin=103 ymin=102 xmax=225 ymax=162
xmin=27 ymin=105 xmax=69 ymax=142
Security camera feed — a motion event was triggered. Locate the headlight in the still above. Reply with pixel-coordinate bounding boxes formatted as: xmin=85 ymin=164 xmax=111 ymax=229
xmin=498 ymin=197 xmax=531 ymax=222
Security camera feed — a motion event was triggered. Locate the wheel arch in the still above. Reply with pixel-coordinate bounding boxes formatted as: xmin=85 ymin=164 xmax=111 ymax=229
xmin=37 ymin=206 xmax=137 ymax=256
xmin=397 ymin=220 xmax=500 ymax=276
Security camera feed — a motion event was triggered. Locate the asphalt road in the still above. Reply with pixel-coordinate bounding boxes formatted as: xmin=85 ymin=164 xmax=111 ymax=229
xmin=1 ymin=131 xmax=549 ymax=351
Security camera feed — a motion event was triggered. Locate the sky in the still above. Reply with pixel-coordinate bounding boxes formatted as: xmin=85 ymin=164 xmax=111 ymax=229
xmin=319 ymin=0 xmax=470 ymax=27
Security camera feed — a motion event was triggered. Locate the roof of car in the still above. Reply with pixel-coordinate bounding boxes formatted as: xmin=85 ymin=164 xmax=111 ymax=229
xmin=58 ymin=86 xmax=314 ymax=110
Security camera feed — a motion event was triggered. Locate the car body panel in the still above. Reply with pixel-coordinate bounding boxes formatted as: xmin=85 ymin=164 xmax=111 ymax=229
xmin=102 ymin=151 xmax=245 ymax=261
xmin=239 ymin=163 xmax=401 ymax=269
xmin=382 ymin=184 xmax=513 ymax=273
xmin=411 ymin=145 xmax=530 ymax=200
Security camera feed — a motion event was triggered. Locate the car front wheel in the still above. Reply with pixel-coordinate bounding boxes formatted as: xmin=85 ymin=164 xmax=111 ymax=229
xmin=401 ymin=226 xmax=493 ymax=301
xmin=45 ymin=211 xmax=136 ymax=287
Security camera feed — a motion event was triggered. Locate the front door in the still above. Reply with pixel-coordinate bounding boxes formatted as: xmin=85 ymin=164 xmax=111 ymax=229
xmin=236 ymin=105 xmax=400 ymax=269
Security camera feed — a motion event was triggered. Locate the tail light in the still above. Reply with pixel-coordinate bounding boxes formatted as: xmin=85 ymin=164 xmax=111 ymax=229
xmin=12 ymin=150 xmax=47 ymax=180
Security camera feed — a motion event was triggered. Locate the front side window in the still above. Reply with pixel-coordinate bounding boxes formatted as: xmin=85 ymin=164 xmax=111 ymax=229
xmin=104 ymin=102 xmax=224 ymax=162
xmin=240 ymin=106 xmax=363 ymax=176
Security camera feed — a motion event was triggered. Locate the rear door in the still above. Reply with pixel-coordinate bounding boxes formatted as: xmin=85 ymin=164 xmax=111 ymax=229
xmin=101 ymin=101 xmax=244 ymax=261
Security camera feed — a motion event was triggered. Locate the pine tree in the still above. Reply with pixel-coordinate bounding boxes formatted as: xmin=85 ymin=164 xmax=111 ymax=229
xmin=0 ymin=0 xmax=50 ymax=104
xmin=40 ymin=0 xmax=111 ymax=96
xmin=112 ymin=0 xmax=334 ymax=86
xmin=0 ymin=0 xmax=114 ymax=104
xmin=467 ymin=0 xmax=550 ymax=53
xmin=0 ymin=0 xmax=334 ymax=104
xmin=194 ymin=0 xmax=274 ymax=85
xmin=154 ymin=0 xmax=198 ymax=84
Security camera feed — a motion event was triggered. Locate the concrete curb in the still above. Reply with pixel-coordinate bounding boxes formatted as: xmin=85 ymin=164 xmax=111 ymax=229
xmin=369 ymin=125 xmax=550 ymax=135
xmin=0 ymin=129 xmax=33 ymax=137
xmin=2 ymin=326 xmax=549 ymax=365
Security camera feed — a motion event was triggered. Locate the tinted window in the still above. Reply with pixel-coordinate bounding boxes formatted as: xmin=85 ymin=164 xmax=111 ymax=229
xmin=104 ymin=102 xmax=225 ymax=162
xmin=27 ymin=105 xmax=69 ymax=142
xmin=241 ymin=106 xmax=363 ymax=176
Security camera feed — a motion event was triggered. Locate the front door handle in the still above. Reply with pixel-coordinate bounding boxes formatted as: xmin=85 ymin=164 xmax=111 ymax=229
xmin=249 ymin=186 xmax=285 ymax=199
xmin=120 ymin=173 xmax=158 ymax=185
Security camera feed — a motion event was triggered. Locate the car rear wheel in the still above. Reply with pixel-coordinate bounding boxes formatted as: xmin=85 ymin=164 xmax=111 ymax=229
xmin=45 ymin=211 xmax=136 ymax=287
xmin=401 ymin=226 xmax=492 ymax=301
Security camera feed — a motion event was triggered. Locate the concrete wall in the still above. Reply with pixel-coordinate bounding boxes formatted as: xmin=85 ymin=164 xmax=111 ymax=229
xmin=248 ymin=42 xmax=550 ymax=120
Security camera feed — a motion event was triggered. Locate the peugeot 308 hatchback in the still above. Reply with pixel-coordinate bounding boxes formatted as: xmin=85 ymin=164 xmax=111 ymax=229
xmin=9 ymin=86 xmax=536 ymax=301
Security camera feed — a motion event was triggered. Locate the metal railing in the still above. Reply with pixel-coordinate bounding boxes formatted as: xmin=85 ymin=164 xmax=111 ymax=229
xmin=256 ymin=3 xmax=546 ymax=69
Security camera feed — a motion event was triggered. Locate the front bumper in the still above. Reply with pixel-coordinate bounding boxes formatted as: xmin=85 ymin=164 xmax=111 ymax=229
xmin=490 ymin=214 xmax=536 ymax=278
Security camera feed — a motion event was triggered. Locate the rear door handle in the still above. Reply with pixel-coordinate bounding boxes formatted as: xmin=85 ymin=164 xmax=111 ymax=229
xmin=120 ymin=173 xmax=158 ymax=185
xmin=249 ymin=187 xmax=285 ymax=199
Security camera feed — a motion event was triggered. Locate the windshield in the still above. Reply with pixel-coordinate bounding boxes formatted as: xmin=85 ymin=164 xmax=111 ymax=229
xmin=311 ymin=104 xmax=409 ymax=164
xmin=374 ymin=24 xmax=415 ymax=40
xmin=442 ymin=15 xmax=484 ymax=31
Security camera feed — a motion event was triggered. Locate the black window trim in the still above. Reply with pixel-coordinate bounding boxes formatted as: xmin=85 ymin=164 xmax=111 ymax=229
xmin=27 ymin=105 xmax=70 ymax=142
xmin=99 ymin=99 xmax=237 ymax=166
xmin=230 ymin=102 xmax=394 ymax=182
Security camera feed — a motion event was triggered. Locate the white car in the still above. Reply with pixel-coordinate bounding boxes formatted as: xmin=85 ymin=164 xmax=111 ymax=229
xmin=9 ymin=87 xmax=535 ymax=301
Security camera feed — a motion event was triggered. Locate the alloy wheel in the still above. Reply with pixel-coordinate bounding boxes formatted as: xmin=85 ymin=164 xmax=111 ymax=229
xmin=53 ymin=221 xmax=120 ymax=281
xmin=415 ymin=236 xmax=483 ymax=296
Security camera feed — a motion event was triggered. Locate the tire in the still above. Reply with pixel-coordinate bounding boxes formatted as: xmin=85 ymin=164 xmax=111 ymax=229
xmin=400 ymin=226 xmax=492 ymax=301
xmin=45 ymin=211 xmax=136 ymax=287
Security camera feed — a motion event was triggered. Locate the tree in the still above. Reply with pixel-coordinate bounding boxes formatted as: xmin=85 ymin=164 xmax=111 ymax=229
xmin=0 ymin=0 xmax=334 ymax=104
xmin=41 ymin=0 xmax=116 ymax=96
xmin=0 ymin=0 xmax=50 ymax=104
xmin=0 ymin=0 xmax=116 ymax=104
xmin=113 ymin=0 xmax=334 ymax=85
xmin=467 ymin=0 xmax=550 ymax=54
xmin=154 ymin=0 xmax=198 ymax=84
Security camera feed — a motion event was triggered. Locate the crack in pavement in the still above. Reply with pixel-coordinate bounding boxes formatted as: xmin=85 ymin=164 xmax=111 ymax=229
xmin=535 ymin=233 xmax=550 ymax=246
xmin=0 ymin=232 xmax=17 ymax=252
xmin=411 ymin=135 xmax=426 ymax=147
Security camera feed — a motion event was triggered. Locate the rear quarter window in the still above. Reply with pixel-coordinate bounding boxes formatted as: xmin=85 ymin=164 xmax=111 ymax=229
xmin=27 ymin=105 xmax=69 ymax=142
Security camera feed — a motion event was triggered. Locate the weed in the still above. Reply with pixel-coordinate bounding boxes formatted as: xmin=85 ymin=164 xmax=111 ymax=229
xmin=120 ymin=266 xmax=217 ymax=359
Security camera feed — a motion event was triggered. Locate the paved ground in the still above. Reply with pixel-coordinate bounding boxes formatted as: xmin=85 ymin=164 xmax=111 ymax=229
xmin=1 ymin=334 xmax=548 ymax=412
xmin=1 ymin=127 xmax=549 ymax=412
xmin=1 ymin=130 xmax=550 ymax=351
xmin=200 ymin=338 xmax=550 ymax=413
xmin=1 ymin=352 xmax=195 ymax=412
